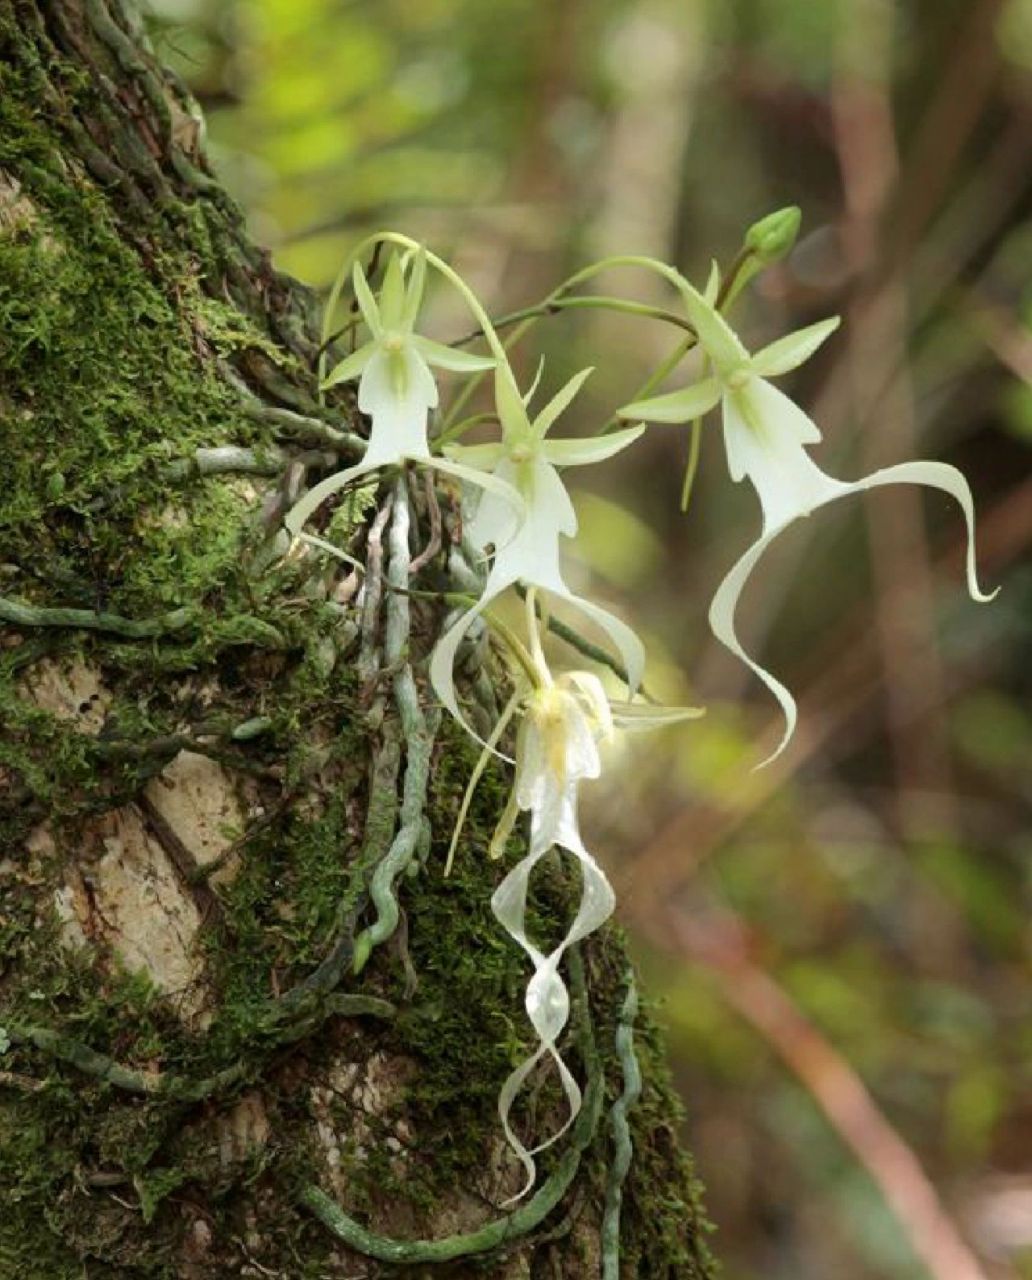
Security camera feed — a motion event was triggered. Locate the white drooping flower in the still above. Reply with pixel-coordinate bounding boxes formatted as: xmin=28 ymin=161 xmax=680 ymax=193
xmin=285 ymin=250 xmax=520 ymax=537
xmin=429 ymin=363 xmax=647 ymax=738
xmin=620 ymin=278 xmax=997 ymax=765
xmin=489 ymin=630 xmax=703 ymax=1201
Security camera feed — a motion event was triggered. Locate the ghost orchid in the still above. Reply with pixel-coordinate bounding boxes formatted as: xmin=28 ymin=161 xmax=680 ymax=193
xmin=619 ymin=279 xmax=996 ymax=765
xmin=429 ymin=363 xmax=647 ymax=738
xmin=488 ymin=602 xmax=703 ymax=1200
xmin=285 ymin=250 xmax=519 ymax=537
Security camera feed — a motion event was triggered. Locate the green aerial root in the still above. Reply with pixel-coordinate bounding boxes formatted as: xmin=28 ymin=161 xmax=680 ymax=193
xmin=3 ymin=994 xmax=395 ymax=1103
xmin=353 ymin=481 xmax=437 ymax=975
xmin=0 ymin=599 xmax=194 ymax=638
xmin=299 ymin=947 xmax=603 ymax=1264
xmin=601 ymin=972 xmax=643 ymax=1279
xmin=0 ymin=598 xmax=288 ymax=649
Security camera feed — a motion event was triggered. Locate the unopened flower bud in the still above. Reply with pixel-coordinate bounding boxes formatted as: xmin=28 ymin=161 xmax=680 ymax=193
xmin=744 ymin=205 xmax=801 ymax=265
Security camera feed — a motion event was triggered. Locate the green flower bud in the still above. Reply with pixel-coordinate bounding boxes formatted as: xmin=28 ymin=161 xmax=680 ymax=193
xmin=744 ymin=206 xmax=801 ymax=265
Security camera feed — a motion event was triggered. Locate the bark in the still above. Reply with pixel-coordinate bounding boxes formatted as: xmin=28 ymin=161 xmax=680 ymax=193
xmin=0 ymin=3 xmax=715 ymax=1276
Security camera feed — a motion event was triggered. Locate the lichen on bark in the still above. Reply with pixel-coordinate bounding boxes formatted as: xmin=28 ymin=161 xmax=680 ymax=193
xmin=0 ymin=3 xmax=716 ymax=1276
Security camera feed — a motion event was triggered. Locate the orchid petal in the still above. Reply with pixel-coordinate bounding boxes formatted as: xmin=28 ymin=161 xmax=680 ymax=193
xmin=531 ymin=366 xmax=594 ymax=440
xmin=751 ymin=316 xmax=841 ymax=378
xmin=321 ymin=341 xmax=375 ymax=390
xmin=620 ymin=377 xmax=722 ymax=425
xmin=442 ymin=440 xmax=508 ymax=469
xmin=676 ymin=281 xmax=750 ymax=377
xmin=378 ymin=252 xmax=407 ymax=331
xmin=535 ymin=456 xmax=579 ymax=538
xmin=708 ymin=528 xmax=798 ymax=768
xmin=703 ymin=259 xmax=721 ymax=306
xmin=739 ymin=378 xmax=823 ymax=446
xmin=466 ymin=458 xmax=523 ymax=552
xmin=551 ymin=587 xmax=646 ymax=695
xmin=492 ymin=808 xmax=614 ymax=1202
xmin=723 ymin=383 xmax=841 ymax=530
xmin=412 ymin=334 xmax=496 ymax=373
xmin=402 ymin=245 xmax=427 ymax=331
xmin=495 ymin=364 xmax=533 ymax=441
xmin=358 ymin=348 xmax=438 ymax=438
xmin=429 ymin=589 xmax=511 ymax=752
xmin=608 ymin=701 xmax=705 ymax=729
xmin=523 ymin=355 xmax=546 ymax=406
xmin=403 ymin=344 xmax=440 ymax=410
xmin=541 ymin=423 xmax=645 ymax=467
xmin=295 ymin=531 xmax=364 ymax=571
xmin=352 ymin=261 xmax=381 ymax=337
xmin=844 ymin=460 xmax=998 ymax=604
xmin=422 ymin=454 xmax=526 ymax=523
xmin=284 ymin=458 xmax=382 ymax=536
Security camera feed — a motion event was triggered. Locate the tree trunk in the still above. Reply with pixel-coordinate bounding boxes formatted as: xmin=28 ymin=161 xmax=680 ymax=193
xmin=0 ymin=3 xmax=714 ymax=1276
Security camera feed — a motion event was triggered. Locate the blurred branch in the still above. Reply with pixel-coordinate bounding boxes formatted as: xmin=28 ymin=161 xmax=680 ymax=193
xmin=654 ymin=904 xmax=992 ymax=1280
xmin=832 ymin=0 xmax=955 ymax=838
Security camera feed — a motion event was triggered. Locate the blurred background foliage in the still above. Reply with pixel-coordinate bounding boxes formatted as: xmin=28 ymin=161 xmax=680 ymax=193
xmin=145 ymin=0 xmax=1031 ymax=1275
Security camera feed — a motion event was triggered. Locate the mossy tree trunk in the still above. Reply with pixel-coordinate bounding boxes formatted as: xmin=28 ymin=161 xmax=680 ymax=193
xmin=0 ymin=3 xmax=714 ymax=1276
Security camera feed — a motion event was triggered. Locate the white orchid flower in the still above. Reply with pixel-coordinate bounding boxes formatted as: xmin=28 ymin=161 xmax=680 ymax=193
xmin=428 ymin=363 xmax=647 ymax=738
xmin=285 ymin=250 xmax=520 ymax=537
xmin=488 ymin=616 xmax=703 ymax=1201
xmin=619 ymin=280 xmax=997 ymax=765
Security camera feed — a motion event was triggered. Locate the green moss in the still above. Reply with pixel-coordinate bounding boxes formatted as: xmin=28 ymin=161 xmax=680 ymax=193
xmin=0 ymin=11 xmax=715 ymax=1275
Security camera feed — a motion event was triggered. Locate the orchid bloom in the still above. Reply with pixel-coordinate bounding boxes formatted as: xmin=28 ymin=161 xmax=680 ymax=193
xmin=619 ymin=279 xmax=997 ymax=765
xmin=285 ymin=250 xmax=519 ymax=538
xmin=428 ymin=363 xmax=647 ymax=738
xmin=489 ymin=609 xmax=703 ymax=1201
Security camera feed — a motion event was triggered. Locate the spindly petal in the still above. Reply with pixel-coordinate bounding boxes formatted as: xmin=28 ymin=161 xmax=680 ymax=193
xmin=402 ymin=245 xmax=427 ymax=332
xmin=552 ymin=587 xmax=646 ymax=696
xmin=703 ymin=259 xmax=721 ymax=306
xmin=541 ymin=423 xmax=646 ymax=467
xmin=491 ymin=805 xmax=615 ymax=1202
xmin=378 ymin=252 xmax=407 ymax=331
xmin=284 ymin=458 xmax=382 ymax=537
xmin=708 ymin=529 xmax=799 ymax=768
xmin=708 ymin=456 xmax=996 ymax=768
xmin=321 ymin=341 xmax=375 ymax=390
xmin=531 ymin=366 xmax=594 ymax=440
xmin=429 ymin=590 xmax=507 ymax=749
xmin=676 ymin=281 xmax=750 ymax=377
xmin=844 ymin=460 xmax=998 ymax=604
xmin=412 ymin=334 xmax=496 ymax=373
xmin=495 ymin=364 xmax=534 ymax=441
xmin=608 ymin=701 xmax=705 ymax=729
xmin=352 ymin=261 xmax=381 ymax=337
xmin=523 ymin=355 xmax=546 ymax=407
xmin=619 ymin=377 xmax=722 ymax=425
xmin=295 ymin=532 xmax=365 ymax=572
xmin=422 ymin=454 xmax=526 ymax=524
xmin=750 ymin=316 xmax=841 ymax=379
